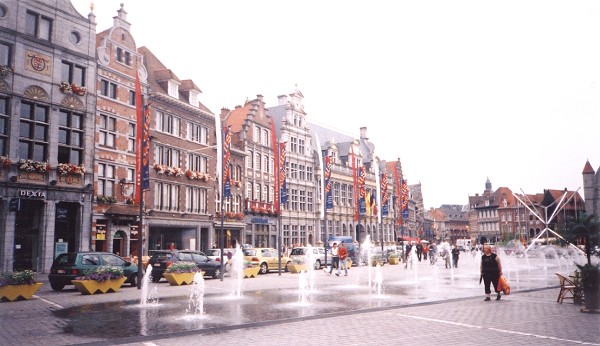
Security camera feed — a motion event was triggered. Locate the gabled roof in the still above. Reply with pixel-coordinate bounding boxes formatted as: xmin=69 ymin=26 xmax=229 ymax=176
xmin=308 ymin=122 xmax=355 ymax=156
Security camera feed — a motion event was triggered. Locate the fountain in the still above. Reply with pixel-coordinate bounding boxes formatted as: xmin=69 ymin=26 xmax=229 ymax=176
xmin=185 ymin=272 xmax=205 ymax=316
xmin=230 ymin=244 xmax=244 ymax=298
xmin=298 ymin=270 xmax=310 ymax=305
xmin=140 ymin=265 xmax=159 ymax=305
xmin=304 ymin=244 xmax=317 ymax=292
xmin=362 ymin=235 xmax=373 ymax=287
xmin=373 ymin=263 xmax=383 ymax=295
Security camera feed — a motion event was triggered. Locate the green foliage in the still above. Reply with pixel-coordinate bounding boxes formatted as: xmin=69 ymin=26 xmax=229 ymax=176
xmin=165 ymin=261 xmax=199 ymax=273
xmin=565 ymin=214 xmax=600 ymax=265
xmin=0 ymin=270 xmax=36 ymax=287
xmin=77 ymin=266 xmax=124 ymax=282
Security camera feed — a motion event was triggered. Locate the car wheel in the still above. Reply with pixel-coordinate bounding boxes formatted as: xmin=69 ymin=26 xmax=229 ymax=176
xmin=284 ymin=261 xmax=291 ymax=272
xmin=213 ymin=268 xmax=221 ymax=279
xmin=314 ymin=260 xmax=321 ymax=270
xmin=259 ymin=262 xmax=268 ymax=274
xmin=151 ymin=275 xmax=161 ymax=283
xmin=50 ymin=282 xmax=65 ymax=291
xmin=129 ymin=274 xmax=138 ymax=287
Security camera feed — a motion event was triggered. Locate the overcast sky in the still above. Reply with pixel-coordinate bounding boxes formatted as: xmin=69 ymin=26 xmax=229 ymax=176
xmin=73 ymin=0 xmax=600 ymax=209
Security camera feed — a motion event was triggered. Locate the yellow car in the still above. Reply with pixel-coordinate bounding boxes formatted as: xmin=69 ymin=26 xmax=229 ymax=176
xmin=242 ymin=248 xmax=291 ymax=274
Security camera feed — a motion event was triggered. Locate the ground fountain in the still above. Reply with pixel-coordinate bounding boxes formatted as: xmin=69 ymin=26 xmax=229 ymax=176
xmin=373 ymin=263 xmax=383 ymax=295
xmin=230 ymin=244 xmax=244 ymax=298
xmin=362 ymin=235 xmax=373 ymax=287
xmin=140 ymin=265 xmax=159 ymax=306
xmin=185 ymin=272 xmax=205 ymax=317
xmin=305 ymin=244 xmax=317 ymax=292
xmin=297 ymin=270 xmax=310 ymax=306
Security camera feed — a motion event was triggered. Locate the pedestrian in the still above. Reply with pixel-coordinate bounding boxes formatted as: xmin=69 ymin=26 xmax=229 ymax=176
xmin=416 ymin=243 xmax=423 ymax=261
xmin=480 ymin=244 xmax=503 ymax=301
xmin=422 ymin=243 xmax=429 ymax=261
xmin=338 ymin=243 xmax=349 ymax=276
xmin=451 ymin=244 xmax=460 ymax=268
xmin=328 ymin=243 xmax=340 ymax=276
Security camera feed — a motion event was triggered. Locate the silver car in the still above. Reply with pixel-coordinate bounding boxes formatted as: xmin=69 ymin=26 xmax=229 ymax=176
xmin=289 ymin=247 xmax=329 ymax=269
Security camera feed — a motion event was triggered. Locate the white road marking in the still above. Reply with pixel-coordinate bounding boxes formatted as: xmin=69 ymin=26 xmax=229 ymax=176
xmin=35 ymin=296 xmax=64 ymax=309
xmin=395 ymin=313 xmax=600 ymax=345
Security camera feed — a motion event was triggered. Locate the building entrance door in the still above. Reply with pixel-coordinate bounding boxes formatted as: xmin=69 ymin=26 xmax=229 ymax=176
xmin=14 ymin=199 xmax=43 ymax=271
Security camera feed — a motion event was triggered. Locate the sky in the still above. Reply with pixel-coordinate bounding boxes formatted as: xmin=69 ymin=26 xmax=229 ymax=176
xmin=72 ymin=0 xmax=600 ymax=209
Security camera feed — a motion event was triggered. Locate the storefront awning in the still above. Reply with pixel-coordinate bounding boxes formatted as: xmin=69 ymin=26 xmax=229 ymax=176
xmin=104 ymin=205 xmax=139 ymax=217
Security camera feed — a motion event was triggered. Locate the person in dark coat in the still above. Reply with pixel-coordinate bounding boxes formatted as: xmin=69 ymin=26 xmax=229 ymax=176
xmin=480 ymin=244 xmax=503 ymax=301
xmin=451 ymin=245 xmax=460 ymax=268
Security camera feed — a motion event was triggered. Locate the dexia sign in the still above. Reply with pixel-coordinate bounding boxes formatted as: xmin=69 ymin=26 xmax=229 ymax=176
xmin=19 ymin=189 xmax=46 ymax=198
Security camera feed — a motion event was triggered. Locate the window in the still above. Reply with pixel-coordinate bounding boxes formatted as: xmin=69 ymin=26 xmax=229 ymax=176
xmin=299 ymin=165 xmax=305 ymax=180
xmin=308 ymin=191 xmax=314 ymax=212
xmin=334 ymin=182 xmax=340 ymax=205
xmin=307 ymin=166 xmax=313 ymax=182
xmin=186 ymin=187 xmax=207 ymax=213
xmin=154 ymin=145 xmax=180 ymax=167
xmin=247 ymin=150 xmax=253 ymax=169
xmin=254 ymin=183 xmax=260 ymax=201
xmin=262 ymin=129 xmax=268 ymax=146
xmin=167 ymin=81 xmax=179 ymax=98
xmin=98 ymin=163 xmax=115 ymax=197
xmin=290 ymin=137 xmax=297 ymax=153
xmin=99 ymin=114 xmax=116 ymax=147
xmin=254 ymin=152 xmax=260 ymax=171
xmin=19 ymin=101 xmax=48 ymax=161
xmin=116 ymin=47 xmax=132 ymax=66
xmin=127 ymin=123 xmax=135 ymax=153
xmin=61 ymin=61 xmax=85 ymax=86
xmin=300 ymin=190 xmax=306 ymax=211
xmin=262 ymin=154 xmax=269 ymax=173
xmin=188 ymin=153 xmax=207 ymax=173
xmin=186 ymin=122 xmax=208 ymax=144
xmin=100 ymin=79 xmax=117 ymax=99
xmin=262 ymin=185 xmax=267 ymax=202
xmin=299 ymin=139 xmax=305 ymax=155
xmin=246 ymin=182 xmax=252 ymax=199
xmin=269 ymin=186 xmax=274 ymax=204
xmin=290 ymin=163 xmax=298 ymax=179
xmin=129 ymin=90 xmax=136 ymax=106
xmin=58 ymin=110 xmax=83 ymax=164
xmin=154 ymin=182 xmax=179 ymax=211
xmin=348 ymin=185 xmax=354 ymax=207
xmin=254 ymin=125 xmax=260 ymax=143
xmin=291 ymin=189 xmax=298 ymax=211
xmin=0 ymin=97 xmax=9 ymax=156
xmin=0 ymin=42 xmax=11 ymax=66
xmin=26 ymin=11 xmax=52 ymax=41
xmin=341 ymin=183 xmax=347 ymax=205
xmin=156 ymin=110 xmax=180 ymax=136
xmin=269 ymin=156 xmax=274 ymax=175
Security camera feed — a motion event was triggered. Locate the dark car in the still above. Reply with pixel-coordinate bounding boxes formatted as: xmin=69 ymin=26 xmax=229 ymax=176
xmin=147 ymin=250 xmax=224 ymax=281
xmin=48 ymin=252 xmax=139 ymax=291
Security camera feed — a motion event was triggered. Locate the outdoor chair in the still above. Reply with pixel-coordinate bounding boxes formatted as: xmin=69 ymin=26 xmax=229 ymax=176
xmin=555 ymin=273 xmax=578 ymax=303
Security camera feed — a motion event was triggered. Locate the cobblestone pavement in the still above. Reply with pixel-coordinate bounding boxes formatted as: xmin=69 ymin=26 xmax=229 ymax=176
xmin=1 ymin=256 xmax=599 ymax=345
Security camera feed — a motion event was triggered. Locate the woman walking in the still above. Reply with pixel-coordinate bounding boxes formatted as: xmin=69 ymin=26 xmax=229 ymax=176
xmin=480 ymin=244 xmax=503 ymax=301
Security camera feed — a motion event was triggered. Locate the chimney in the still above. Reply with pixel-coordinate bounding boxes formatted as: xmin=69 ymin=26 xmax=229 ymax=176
xmin=360 ymin=127 xmax=368 ymax=140
xmin=257 ymin=94 xmax=263 ymax=101
xmin=278 ymin=95 xmax=287 ymax=106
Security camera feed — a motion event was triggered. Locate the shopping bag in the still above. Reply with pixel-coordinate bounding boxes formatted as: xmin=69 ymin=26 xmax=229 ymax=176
xmin=498 ymin=275 xmax=510 ymax=295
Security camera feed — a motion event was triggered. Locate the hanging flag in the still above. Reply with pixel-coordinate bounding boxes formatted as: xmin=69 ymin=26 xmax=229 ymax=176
xmin=315 ymin=135 xmax=325 ymax=220
xmin=134 ymin=72 xmax=143 ymax=205
xmin=351 ymin=147 xmax=358 ymax=221
xmin=141 ymin=103 xmax=151 ymax=190
xmin=270 ymin=119 xmax=279 ymax=213
xmin=324 ymin=155 xmax=333 ymax=210
xmin=358 ymin=165 xmax=366 ymax=215
xmin=381 ymin=171 xmax=389 ymax=217
xmin=222 ymin=126 xmax=232 ymax=198
xmin=279 ymin=142 xmax=288 ymax=204
xmin=374 ymin=159 xmax=381 ymax=223
xmin=401 ymin=178 xmax=409 ymax=218
xmin=393 ymin=165 xmax=402 ymax=225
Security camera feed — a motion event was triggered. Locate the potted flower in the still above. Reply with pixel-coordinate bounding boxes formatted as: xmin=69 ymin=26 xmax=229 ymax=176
xmin=243 ymin=261 xmax=260 ymax=278
xmin=287 ymin=258 xmax=307 ymax=274
xmin=72 ymin=266 xmax=126 ymax=295
xmin=388 ymin=253 xmax=400 ymax=265
xmin=0 ymin=270 xmax=42 ymax=302
xmin=163 ymin=262 xmax=201 ymax=286
xmin=565 ymin=214 xmax=600 ymax=312
xmin=0 ymin=156 xmax=11 ymax=169
xmin=18 ymin=159 xmax=51 ymax=173
xmin=0 ymin=65 xmax=12 ymax=79
xmin=57 ymin=163 xmax=85 ymax=176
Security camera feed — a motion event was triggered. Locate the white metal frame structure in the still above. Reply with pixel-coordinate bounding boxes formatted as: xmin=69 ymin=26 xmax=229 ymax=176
xmin=512 ymin=188 xmax=584 ymax=254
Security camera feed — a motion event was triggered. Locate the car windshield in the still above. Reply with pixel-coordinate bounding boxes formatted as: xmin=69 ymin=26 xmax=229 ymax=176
xmin=290 ymin=248 xmax=306 ymax=256
xmin=243 ymin=249 xmax=256 ymax=256
xmin=206 ymin=249 xmax=219 ymax=256
xmin=152 ymin=253 xmax=172 ymax=261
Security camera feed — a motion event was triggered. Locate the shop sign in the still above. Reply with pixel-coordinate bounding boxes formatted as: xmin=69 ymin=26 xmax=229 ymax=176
xmin=250 ymin=217 xmax=269 ymax=224
xmin=96 ymin=224 xmax=106 ymax=240
xmin=19 ymin=189 xmax=46 ymax=198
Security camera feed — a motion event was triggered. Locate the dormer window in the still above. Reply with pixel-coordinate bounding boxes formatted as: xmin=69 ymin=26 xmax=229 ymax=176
xmin=189 ymin=90 xmax=199 ymax=107
xmin=168 ymin=80 xmax=179 ymax=98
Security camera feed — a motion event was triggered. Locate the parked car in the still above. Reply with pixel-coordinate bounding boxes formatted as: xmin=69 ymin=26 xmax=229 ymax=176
xmin=147 ymin=250 xmax=224 ymax=281
xmin=48 ymin=252 xmax=139 ymax=291
xmin=243 ymin=248 xmax=291 ymax=274
xmin=289 ymin=247 xmax=329 ymax=269
xmin=206 ymin=248 xmax=236 ymax=263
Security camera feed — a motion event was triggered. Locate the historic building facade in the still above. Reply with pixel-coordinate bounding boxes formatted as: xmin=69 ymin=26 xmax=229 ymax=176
xmin=0 ymin=0 xmax=96 ymax=272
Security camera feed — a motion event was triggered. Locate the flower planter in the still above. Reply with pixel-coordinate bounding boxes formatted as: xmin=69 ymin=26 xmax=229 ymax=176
xmin=243 ymin=266 xmax=260 ymax=278
xmin=72 ymin=277 xmax=126 ymax=295
xmin=346 ymin=259 xmax=352 ymax=269
xmin=287 ymin=264 xmax=307 ymax=273
xmin=0 ymin=283 xmax=43 ymax=302
xmin=163 ymin=272 xmax=198 ymax=286
xmin=388 ymin=257 xmax=400 ymax=265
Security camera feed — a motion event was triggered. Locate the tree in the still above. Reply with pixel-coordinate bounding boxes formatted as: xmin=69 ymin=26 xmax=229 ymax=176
xmin=565 ymin=214 xmax=600 ymax=266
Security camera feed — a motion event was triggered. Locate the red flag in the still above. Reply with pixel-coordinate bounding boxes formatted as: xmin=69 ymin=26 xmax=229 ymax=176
xmin=270 ymin=119 xmax=279 ymax=213
xmin=393 ymin=165 xmax=402 ymax=225
xmin=279 ymin=142 xmax=287 ymax=204
xmin=133 ymin=72 xmax=143 ymax=205
xmin=351 ymin=147 xmax=358 ymax=221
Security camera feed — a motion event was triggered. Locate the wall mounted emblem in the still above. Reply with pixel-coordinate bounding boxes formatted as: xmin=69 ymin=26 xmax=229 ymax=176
xmin=25 ymin=50 xmax=51 ymax=76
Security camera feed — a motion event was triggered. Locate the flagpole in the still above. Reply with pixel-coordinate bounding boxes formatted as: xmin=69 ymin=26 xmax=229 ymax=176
xmin=136 ymin=126 xmax=144 ymax=289
xmin=134 ymin=71 xmax=144 ymax=290
xmin=219 ymin=144 xmax=225 ymax=281
xmin=277 ymin=141 xmax=282 ymax=276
